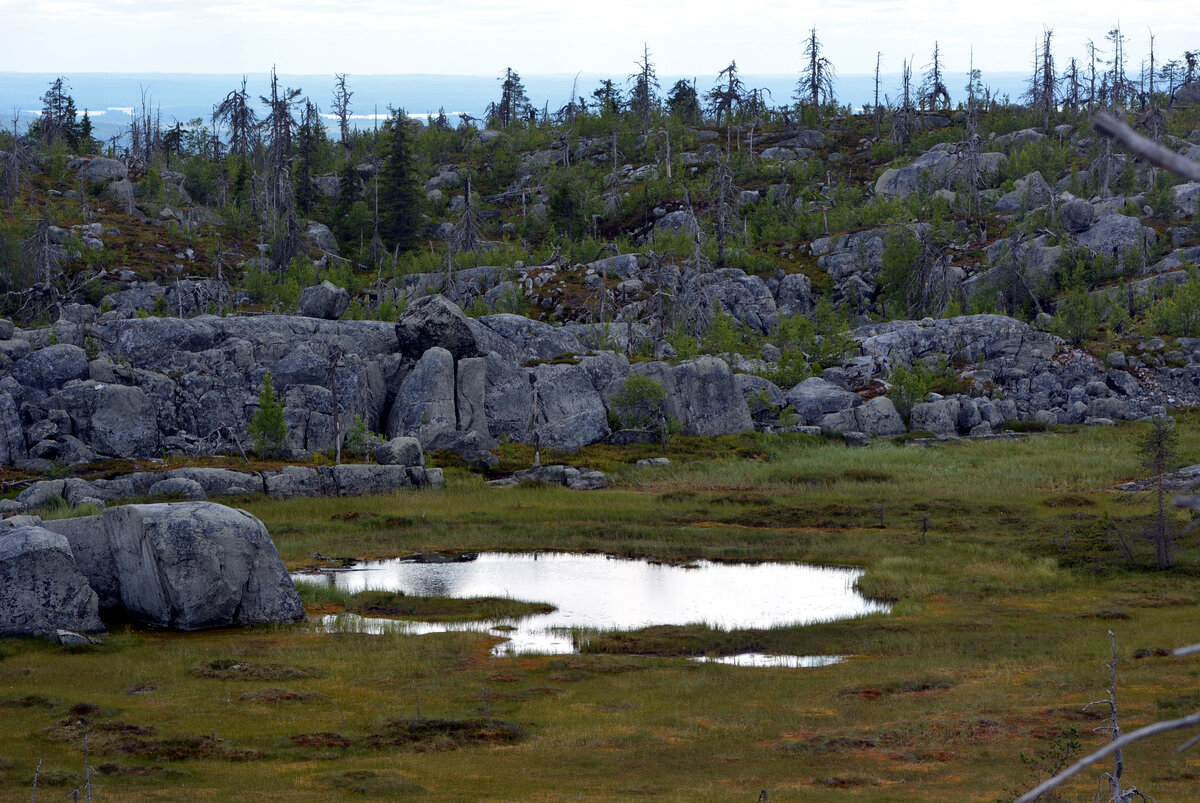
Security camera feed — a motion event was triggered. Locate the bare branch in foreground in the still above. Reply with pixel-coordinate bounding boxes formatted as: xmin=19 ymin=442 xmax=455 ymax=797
xmin=1091 ymin=112 xmax=1200 ymax=182
xmin=1015 ymin=712 xmax=1200 ymax=802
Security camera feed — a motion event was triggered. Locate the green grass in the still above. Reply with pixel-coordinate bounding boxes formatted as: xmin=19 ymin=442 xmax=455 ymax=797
xmin=297 ymin=586 xmax=556 ymax=623
xmin=2 ymin=418 xmax=1200 ymax=800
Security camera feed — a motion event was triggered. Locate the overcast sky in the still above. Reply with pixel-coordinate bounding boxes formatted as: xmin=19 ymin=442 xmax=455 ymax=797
xmin=0 ymin=0 xmax=1193 ymax=77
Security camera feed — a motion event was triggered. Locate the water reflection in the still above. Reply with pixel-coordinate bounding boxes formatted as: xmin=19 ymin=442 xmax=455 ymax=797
xmin=293 ymin=552 xmax=887 ymax=658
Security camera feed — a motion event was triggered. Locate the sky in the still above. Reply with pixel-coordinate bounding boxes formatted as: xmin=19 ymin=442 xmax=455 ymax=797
xmin=0 ymin=0 xmax=1194 ymax=78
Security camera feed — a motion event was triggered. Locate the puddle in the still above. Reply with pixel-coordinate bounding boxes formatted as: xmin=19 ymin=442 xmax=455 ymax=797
xmin=293 ymin=552 xmax=886 ymax=658
xmin=691 ymin=654 xmax=845 ymax=668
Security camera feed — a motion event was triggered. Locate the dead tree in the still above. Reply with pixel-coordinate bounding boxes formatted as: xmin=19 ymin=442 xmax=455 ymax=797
xmin=332 ymin=73 xmax=353 ymax=157
xmin=213 ymin=76 xmax=258 ymax=159
xmin=709 ymin=155 xmax=737 ymax=266
xmin=921 ymin=42 xmax=950 ymax=110
xmin=628 ymin=43 xmax=659 ymax=132
xmin=326 ymin=345 xmax=345 ymax=464
xmin=892 ymin=58 xmax=916 ymax=148
xmin=1081 ymin=631 xmax=1143 ymax=802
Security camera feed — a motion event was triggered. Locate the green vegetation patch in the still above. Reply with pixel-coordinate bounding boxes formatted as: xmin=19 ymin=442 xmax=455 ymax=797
xmin=344 ymin=590 xmax=555 ymax=622
xmin=187 ymin=658 xmax=324 ymax=681
xmin=367 ymin=717 xmax=526 ymax=751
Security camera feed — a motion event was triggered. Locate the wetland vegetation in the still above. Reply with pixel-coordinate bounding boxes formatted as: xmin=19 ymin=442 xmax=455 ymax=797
xmin=3 ymin=419 xmax=1200 ymax=800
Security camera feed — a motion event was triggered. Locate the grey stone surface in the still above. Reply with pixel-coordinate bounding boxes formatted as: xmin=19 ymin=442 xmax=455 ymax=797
xmin=1059 ymin=199 xmax=1096 ymax=233
xmin=0 ymin=525 xmax=105 ymax=636
xmin=853 ymin=396 xmax=907 ymax=436
xmin=387 ymin=346 xmax=456 ymax=443
xmin=52 ymin=380 xmax=160 ymax=458
xmin=148 ymin=477 xmax=207 ymax=500
xmin=1076 ymin=213 xmax=1157 ymax=256
xmin=101 ymin=502 xmax=305 ymax=630
xmin=298 ymin=281 xmax=351 ymax=320
xmin=10 ymin=344 xmax=89 ymax=393
xmin=993 ymin=171 xmax=1051 ymax=213
xmin=395 ymin=294 xmax=479 ymax=360
xmin=375 ymin=436 xmax=424 ymax=466
xmin=632 ymin=356 xmax=754 ymax=437
xmin=784 ymin=377 xmax=861 ymax=424
xmin=78 ymin=156 xmax=128 ymax=182
xmin=910 ymin=399 xmax=961 ymax=435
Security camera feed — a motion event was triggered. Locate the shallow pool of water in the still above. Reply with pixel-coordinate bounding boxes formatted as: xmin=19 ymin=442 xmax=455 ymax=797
xmin=293 ymin=552 xmax=886 ymax=657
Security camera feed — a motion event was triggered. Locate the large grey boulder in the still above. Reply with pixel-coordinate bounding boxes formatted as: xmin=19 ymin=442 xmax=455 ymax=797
xmin=387 ymin=346 xmax=456 ymax=443
xmin=910 ymin=398 xmax=961 ymax=435
xmin=736 ymin=373 xmax=786 ymax=424
xmin=10 ymin=344 xmax=89 ymax=393
xmin=1059 ymin=199 xmax=1096 ymax=233
xmin=99 ymin=502 xmax=305 ymax=630
xmin=376 ymin=436 xmax=424 ymax=466
xmin=456 ymin=356 xmax=488 ymax=436
xmin=38 ymin=515 xmax=121 ymax=611
xmin=329 ymin=464 xmax=424 ymax=496
xmin=303 ymin=221 xmax=340 ymax=255
xmin=654 ymin=210 xmax=701 ymax=237
xmin=0 ymin=525 xmax=105 ymax=635
xmin=699 ymin=270 xmax=778 ymax=333
xmin=875 ymin=144 xmax=1003 ymax=198
xmin=298 ymin=281 xmax=350 ymax=320
xmin=852 ymin=396 xmax=907 ymax=436
xmin=784 ymin=377 xmax=861 ymax=424
xmin=993 ymin=171 xmax=1051 ymax=213
xmin=263 ymin=466 xmax=331 ymax=499
xmin=774 ymin=273 xmax=815 ymax=316
xmin=1173 ymin=183 xmax=1200 ymax=218
xmin=0 ymin=391 xmax=26 ymax=464
xmin=78 ymin=156 xmax=128 ymax=182
xmin=395 ymin=294 xmax=479 ymax=360
xmin=483 ymin=352 xmax=533 ymax=438
xmin=52 ymin=380 xmax=160 ymax=458
xmin=1076 ymin=213 xmax=1157 ymax=256
xmin=470 ymin=314 xmax=583 ymax=362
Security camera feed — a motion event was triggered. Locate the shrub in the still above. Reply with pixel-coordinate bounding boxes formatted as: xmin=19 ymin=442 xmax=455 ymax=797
xmin=1149 ymin=269 xmax=1200 ymax=337
xmin=610 ymin=375 xmax=669 ymax=430
xmin=1052 ymin=287 xmax=1099 ymax=344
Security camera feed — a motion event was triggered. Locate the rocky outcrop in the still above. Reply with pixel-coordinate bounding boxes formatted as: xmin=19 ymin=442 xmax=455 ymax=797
xmin=630 ymin=356 xmax=754 ymax=437
xmin=875 ymin=143 xmax=1004 ymax=198
xmin=51 ymin=381 xmax=160 ymax=458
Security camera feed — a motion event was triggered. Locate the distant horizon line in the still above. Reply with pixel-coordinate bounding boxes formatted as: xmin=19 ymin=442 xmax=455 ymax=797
xmin=0 ymin=69 xmax=1030 ymax=79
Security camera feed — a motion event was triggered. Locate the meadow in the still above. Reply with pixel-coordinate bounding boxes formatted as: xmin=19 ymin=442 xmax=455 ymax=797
xmin=2 ymin=421 xmax=1200 ymax=801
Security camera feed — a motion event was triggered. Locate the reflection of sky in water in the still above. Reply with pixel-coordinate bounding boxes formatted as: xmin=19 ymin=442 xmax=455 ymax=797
xmin=293 ymin=552 xmax=888 ymax=657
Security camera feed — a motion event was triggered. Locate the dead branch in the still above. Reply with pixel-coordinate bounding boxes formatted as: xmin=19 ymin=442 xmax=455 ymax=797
xmin=1015 ymin=711 xmax=1200 ymax=802
xmin=1092 ymin=112 xmax=1200 ymax=181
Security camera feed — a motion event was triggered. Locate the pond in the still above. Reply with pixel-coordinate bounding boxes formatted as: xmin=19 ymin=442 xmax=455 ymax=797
xmin=293 ymin=552 xmax=887 ymax=659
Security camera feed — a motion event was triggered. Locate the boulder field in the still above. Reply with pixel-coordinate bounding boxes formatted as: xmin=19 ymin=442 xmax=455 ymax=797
xmin=0 ymin=296 xmax=1189 ymax=476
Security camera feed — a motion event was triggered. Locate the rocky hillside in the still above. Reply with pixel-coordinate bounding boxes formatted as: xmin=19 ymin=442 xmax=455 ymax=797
xmin=2 ymin=90 xmax=1200 ymax=474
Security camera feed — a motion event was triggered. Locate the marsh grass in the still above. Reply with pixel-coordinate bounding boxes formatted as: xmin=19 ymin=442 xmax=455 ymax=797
xmin=3 ymin=419 xmax=1200 ymax=800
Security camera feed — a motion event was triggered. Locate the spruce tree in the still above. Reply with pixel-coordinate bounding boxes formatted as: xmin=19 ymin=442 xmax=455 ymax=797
xmin=249 ymin=372 xmax=288 ymax=459
xmin=378 ymin=108 xmax=421 ymax=253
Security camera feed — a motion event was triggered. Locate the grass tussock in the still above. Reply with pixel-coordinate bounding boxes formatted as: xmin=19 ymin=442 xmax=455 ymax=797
xmin=368 ymin=717 xmax=526 ymax=751
xmin=187 ymin=658 xmax=323 ymax=681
